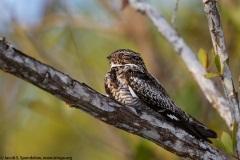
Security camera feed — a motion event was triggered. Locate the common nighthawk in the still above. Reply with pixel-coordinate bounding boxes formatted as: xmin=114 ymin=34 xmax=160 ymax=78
xmin=104 ymin=49 xmax=217 ymax=143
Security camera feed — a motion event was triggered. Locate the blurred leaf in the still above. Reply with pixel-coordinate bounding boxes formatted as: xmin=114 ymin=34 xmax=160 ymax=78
xmin=27 ymin=100 xmax=64 ymax=122
xmin=204 ymin=73 xmax=219 ymax=79
xmin=134 ymin=141 xmax=155 ymax=160
xmin=28 ymin=101 xmax=53 ymax=116
xmin=216 ymin=138 xmax=227 ymax=153
xmin=221 ymin=132 xmax=234 ymax=155
xmin=209 ymin=49 xmax=215 ymax=66
xmin=198 ymin=48 xmax=208 ymax=69
xmin=232 ymin=119 xmax=237 ymax=152
xmin=214 ymin=54 xmax=221 ymax=73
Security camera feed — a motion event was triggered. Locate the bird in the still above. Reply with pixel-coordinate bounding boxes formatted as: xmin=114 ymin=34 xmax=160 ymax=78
xmin=104 ymin=49 xmax=217 ymax=143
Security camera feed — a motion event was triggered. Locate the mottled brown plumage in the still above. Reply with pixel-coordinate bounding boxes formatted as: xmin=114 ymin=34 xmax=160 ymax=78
xmin=104 ymin=49 xmax=217 ymax=143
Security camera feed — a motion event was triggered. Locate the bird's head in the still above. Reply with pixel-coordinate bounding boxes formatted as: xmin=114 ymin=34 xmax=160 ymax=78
xmin=107 ymin=49 xmax=147 ymax=70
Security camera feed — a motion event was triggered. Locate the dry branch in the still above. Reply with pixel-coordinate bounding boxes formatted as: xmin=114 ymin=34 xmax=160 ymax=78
xmin=202 ymin=0 xmax=240 ymax=157
xmin=0 ymin=38 xmax=228 ymax=159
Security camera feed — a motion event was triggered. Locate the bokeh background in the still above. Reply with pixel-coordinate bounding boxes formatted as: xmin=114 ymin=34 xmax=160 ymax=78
xmin=0 ymin=0 xmax=240 ymax=159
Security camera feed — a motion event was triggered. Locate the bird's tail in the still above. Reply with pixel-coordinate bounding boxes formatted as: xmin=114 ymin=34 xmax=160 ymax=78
xmin=161 ymin=110 xmax=217 ymax=143
xmin=186 ymin=117 xmax=217 ymax=143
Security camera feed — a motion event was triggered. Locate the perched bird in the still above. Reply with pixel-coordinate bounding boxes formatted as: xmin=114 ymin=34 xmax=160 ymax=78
xmin=104 ymin=49 xmax=217 ymax=143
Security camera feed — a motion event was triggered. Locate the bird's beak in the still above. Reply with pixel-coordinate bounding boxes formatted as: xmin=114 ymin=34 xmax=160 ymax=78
xmin=107 ymin=55 xmax=111 ymax=59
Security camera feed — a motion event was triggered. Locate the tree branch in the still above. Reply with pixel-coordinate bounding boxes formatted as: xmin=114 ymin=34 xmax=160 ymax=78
xmin=0 ymin=38 xmax=228 ymax=159
xmin=129 ymin=0 xmax=233 ymax=129
xmin=171 ymin=0 xmax=180 ymax=29
xmin=202 ymin=0 xmax=240 ymax=157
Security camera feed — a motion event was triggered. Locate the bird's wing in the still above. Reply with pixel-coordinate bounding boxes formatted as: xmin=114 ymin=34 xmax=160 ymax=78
xmin=126 ymin=69 xmax=185 ymax=118
xmin=125 ymin=69 xmax=217 ymax=142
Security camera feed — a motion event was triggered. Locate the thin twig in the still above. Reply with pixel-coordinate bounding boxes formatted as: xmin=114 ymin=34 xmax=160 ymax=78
xmin=202 ymin=0 xmax=240 ymax=157
xmin=171 ymin=0 xmax=180 ymax=28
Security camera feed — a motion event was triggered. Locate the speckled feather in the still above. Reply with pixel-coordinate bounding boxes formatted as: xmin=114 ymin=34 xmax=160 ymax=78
xmin=105 ymin=49 xmax=217 ymax=143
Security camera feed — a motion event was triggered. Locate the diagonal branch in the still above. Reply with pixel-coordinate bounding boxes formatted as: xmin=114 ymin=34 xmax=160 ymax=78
xmin=129 ymin=0 xmax=233 ymax=129
xmin=0 ymin=38 xmax=228 ymax=159
xmin=202 ymin=0 xmax=240 ymax=157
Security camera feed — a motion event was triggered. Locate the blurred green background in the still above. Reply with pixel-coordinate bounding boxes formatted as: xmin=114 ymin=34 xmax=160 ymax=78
xmin=0 ymin=0 xmax=240 ymax=159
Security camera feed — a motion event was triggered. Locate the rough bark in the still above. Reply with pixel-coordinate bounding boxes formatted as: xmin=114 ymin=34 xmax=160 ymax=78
xmin=0 ymin=38 xmax=228 ymax=159
xmin=202 ymin=0 xmax=240 ymax=157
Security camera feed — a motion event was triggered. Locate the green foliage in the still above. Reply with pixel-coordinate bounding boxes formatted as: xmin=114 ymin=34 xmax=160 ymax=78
xmin=209 ymin=49 xmax=216 ymax=67
xmin=197 ymin=49 xmax=228 ymax=79
xmin=233 ymin=119 xmax=238 ymax=153
xmin=197 ymin=48 xmax=220 ymax=78
xmin=216 ymin=132 xmax=234 ymax=156
xmin=201 ymin=51 xmax=224 ymax=79
xmin=204 ymin=73 xmax=219 ymax=79
xmin=214 ymin=54 xmax=221 ymax=73
xmin=198 ymin=48 xmax=208 ymax=69
xmin=133 ymin=142 xmax=155 ymax=160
